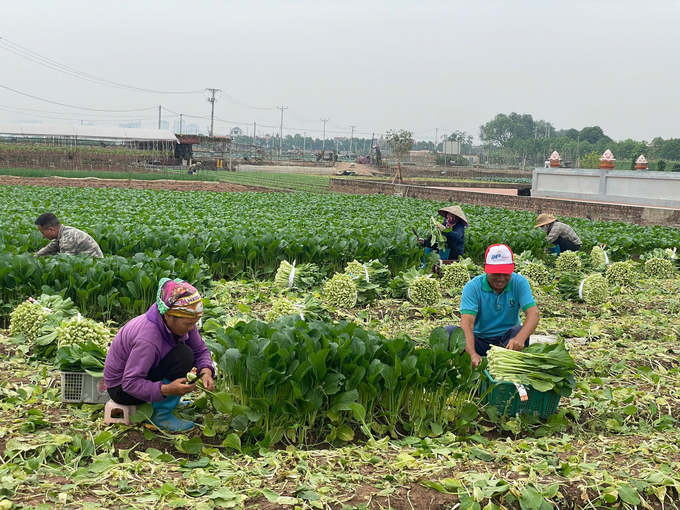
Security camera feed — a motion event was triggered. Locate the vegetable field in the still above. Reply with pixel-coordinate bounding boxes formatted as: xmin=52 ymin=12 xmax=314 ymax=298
xmin=1 ymin=183 xmax=680 ymax=509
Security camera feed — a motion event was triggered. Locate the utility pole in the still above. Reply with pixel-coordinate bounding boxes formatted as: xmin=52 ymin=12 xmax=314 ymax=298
xmin=435 ymin=128 xmax=438 ymax=152
xmin=278 ymin=106 xmax=288 ymax=159
xmin=158 ymin=106 xmax=161 ymax=129
xmin=303 ymin=131 xmax=306 ymax=153
xmin=349 ymin=125 xmax=356 ymax=155
xmin=179 ymin=114 xmax=183 ymax=135
xmin=320 ymin=118 xmax=328 ymax=150
xmin=253 ymin=122 xmax=256 ymax=145
xmin=576 ymin=133 xmax=580 ymax=169
xmin=206 ymin=88 xmax=221 ymax=137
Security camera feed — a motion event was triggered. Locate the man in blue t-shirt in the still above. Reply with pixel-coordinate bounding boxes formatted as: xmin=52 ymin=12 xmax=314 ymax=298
xmin=447 ymin=244 xmax=540 ymax=368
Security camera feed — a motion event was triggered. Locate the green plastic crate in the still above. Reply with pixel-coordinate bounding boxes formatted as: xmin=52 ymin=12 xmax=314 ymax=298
xmin=480 ymin=370 xmax=561 ymax=419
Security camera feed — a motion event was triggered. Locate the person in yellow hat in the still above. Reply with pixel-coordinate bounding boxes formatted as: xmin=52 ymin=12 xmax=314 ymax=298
xmin=535 ymin=214 xmax=581 ymax=254
xmin=417 ymin=205 xmax=468 ymax=262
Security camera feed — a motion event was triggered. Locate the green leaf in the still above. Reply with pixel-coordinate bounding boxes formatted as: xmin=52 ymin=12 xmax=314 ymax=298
xmin=261 ymin=489 xmax=280 ymax=503
xmin=211 ymin=392 xmax=233 ymax=414
xmin=616 ymin=483 xmax=641 ymax=505
xmin=223 ymin=433 xmax=242 ymax=453
xmin=130 ymin=403 xmax=154 ymax=423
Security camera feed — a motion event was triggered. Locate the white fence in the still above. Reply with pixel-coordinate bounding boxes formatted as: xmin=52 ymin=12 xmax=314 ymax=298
xmin=532 ymin=168 xmax=680 ymax=208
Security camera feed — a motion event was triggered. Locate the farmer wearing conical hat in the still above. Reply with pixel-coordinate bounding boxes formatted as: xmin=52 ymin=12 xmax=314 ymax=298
xmin=104 ymin=278 xmax=215 ymax=432
xmin=535 ymin=213 xmax=582 ymax=255
xmin=417 ymin=205 xmax=468 ymax=262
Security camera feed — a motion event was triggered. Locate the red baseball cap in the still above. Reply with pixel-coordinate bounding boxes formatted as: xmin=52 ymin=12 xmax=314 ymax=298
xmin=484 ymin=244 xmax=515 ymax=274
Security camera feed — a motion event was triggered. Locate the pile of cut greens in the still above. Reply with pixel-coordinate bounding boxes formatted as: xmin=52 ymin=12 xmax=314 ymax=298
xmin=55 ymin=342 xmax=107 ymax=377
xmin=486 ymin=340 xmax=576 ymax=396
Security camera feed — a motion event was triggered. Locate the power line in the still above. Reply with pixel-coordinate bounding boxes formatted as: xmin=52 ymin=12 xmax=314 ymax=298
xmin=0 ymin=37 xmax=204 ymax=95
xmin=0 ymin=83 xmax=158 ymax=112
xmin=216 ymin=91 xmax=277 ymax=111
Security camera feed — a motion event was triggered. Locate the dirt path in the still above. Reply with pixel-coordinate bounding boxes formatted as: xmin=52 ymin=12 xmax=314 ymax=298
xmin=0 ymin=175 xmax=279 ymax=193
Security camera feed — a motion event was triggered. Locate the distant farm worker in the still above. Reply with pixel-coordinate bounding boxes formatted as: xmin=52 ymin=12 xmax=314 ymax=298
xmin=445 ymin=244 xmax=539 ymax=368
xmin=34 ymin=212 xmax=103 ymax=258
xmin=535 ymin=213 xmax=582 ymax=254
xmin=418 ymin=205 xmax=468 ymax=262
xmin=103 ymin=278 xmax=215 ymax=432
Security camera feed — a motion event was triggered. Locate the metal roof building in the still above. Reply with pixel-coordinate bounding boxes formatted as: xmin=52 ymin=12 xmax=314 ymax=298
xmin=0 ymin=124 xmax=178 ymax=143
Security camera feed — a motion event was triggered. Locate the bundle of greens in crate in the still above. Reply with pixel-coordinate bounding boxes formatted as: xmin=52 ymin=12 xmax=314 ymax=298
xmin=486 ymin=340 xmax=576 ymax=397
xmin=54 ymin=315 xmax=112 ymax=377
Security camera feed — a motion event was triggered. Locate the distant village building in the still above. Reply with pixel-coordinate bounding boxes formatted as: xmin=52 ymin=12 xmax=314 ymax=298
xmin=185 ymin=123 xmax=200 ymax=135
xmin=230 ymin=127 xmax=244 ymax=136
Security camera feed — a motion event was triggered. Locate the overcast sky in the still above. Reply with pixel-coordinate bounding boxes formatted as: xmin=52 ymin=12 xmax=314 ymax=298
xmin=1 ymin=0 xmax=679 ymax=143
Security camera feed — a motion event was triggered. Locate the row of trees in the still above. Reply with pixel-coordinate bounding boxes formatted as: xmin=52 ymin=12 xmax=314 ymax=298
xmin=479 ymin=112 xmax=680 ymax=164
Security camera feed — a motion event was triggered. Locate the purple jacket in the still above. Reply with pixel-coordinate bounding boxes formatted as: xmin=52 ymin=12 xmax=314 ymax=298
xmin=104 ymin=304 xmax=214 ymax=402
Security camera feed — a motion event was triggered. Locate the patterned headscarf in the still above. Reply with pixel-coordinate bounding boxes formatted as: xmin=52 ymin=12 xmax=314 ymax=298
xmin=156 ymin=278 xmax=203 ymax=318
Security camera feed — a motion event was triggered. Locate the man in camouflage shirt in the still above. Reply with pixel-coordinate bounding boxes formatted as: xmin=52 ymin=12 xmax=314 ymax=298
xmin=34 ymin=212 xmax=103 ymax=258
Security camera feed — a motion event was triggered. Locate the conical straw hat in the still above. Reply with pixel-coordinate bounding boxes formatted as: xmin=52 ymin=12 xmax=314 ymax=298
xmin=437 ymin=205 xmax=469 ymax=226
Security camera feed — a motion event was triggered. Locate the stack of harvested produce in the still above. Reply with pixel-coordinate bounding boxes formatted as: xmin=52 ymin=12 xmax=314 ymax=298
xmin=344 ymin=259 xmax=391 ymax=303
xmin=590 ymin=246 xmax=609 ymax=268
xmin=486 ymin=340 xmax=576 ymax=396
xmin=274 ymin=260 xmax=322 ymax=291
xmin=267 ymin=295 xmax=330 ymax=322
xmin=390 ymin=267 xmax=442 ymax=305
xmin=408 ymin=275 xmax=441 ymax=306
xmin=9 ymin=300 xmax=49 ymax=342
xmin=345 ymin=259 xmax=392 ymax=289
xmin=555 ymin=251 xmax=582 ymax=272
xmin=605 ymin=261 xmax=636 ymax=286
xmin=644 ymin=258 xmax=675 ymax=279
xmin=439 ymin=263 xmax=470 ymax=290
xmin=520 ymin=262 xmax=552 ymax=286
xmin=323 ymin=273 xmax=358 ymax=308
xmin=579 ymin=274 xmax=609 ymax=305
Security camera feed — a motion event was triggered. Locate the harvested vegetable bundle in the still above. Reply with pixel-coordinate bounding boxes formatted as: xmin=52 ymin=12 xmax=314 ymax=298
xmin=429 ymin=216 xmax=448 ymax=252
xmin=267 ymin=295 xmax=329 ymax=322
xmin=486 ymin=340 xmax=576 ymax=396
xmin=580 ymin=274 xmax=608 ymax=305
xmin=9 ymin=300 xmax=48 ymax=342
xmin=56 ymin=315 xmax=111 ymax=351
xmin=590 ymin=246 xmax=609 ymax=268
xmin=55 ymin=342 xmax=107 ymax=377
xmin=344 ymin=259 xmax=389 ymax=304
xmin=645 ymin=258 xmax=675 ymax=279
xmin=323 ymin=272 xmax=358 ymax=308
xmin=274 ymin=260 xmax=322 ymax=290
xmin=520 ymin=262 xmax=552 ymax=286
xmin=390 ymin=267 xmax=425 ymax=299
xmin=555 ymin=251 xmax=582 ymax=272
xmin=267 ymin=298 xmax=298 ymax=322
xmin=557 ymin=271 xmax=586 ymax=301
xmin=408 ymin=275 xmax=441 ymax=306
xmin=345 ymin=259 xmax=392 ymax=289
xmin=605 ymin=261 xmax=635 ymax=286
xmin=439 ymin=263 xmax=470 ymax=289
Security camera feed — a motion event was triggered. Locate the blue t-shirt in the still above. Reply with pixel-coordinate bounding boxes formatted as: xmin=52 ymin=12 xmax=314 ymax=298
xmin=460 ymin=273 xmax=536 ymax=338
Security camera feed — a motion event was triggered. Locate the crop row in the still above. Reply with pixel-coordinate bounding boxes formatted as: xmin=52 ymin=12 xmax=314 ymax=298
xmin=217 ymin=172 xmax=331 ymax=193
xmin=2 ymin=185 xmax=679 ymax=318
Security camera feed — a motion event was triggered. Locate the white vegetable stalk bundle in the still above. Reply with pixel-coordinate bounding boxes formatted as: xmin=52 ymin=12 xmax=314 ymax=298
xmin=439 ymin=263 xmax=470 ymax=289
xmin=555 ymin=251 xmax=582 ymax=272
xmin=56 ymin=314 xmax=112 ymax=351
xmin=590 ymin=246 xmax=609 ymax=268
xmin=9 ymin=300 xmax=48 ymax=341
xmin=645 ymin=258 xmax=675 ymax=279
xmin=605 ymin=261 xmax=635 ymax=286
xmin=274 ymin=260 xmax=321 ymax=290
xmin=408 ymin=275 xmax=441 ymax=306
xmin=344 ymin=259 xmax=392 ymax=289
xmin=579 ymin=274 xmax=608 ymax=305
xmin=520 ymin=262 xmax=552 ymax=286
xmin=323 ymin=273 xmax=358 ymax=308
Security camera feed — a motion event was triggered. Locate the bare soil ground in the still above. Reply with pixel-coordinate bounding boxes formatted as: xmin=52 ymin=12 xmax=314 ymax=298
xmin=0 ymin=175 xmax=278 ymax=193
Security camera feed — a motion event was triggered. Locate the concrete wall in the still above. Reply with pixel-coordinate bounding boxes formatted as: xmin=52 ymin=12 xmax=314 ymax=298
xmin=349 ymin=179 xmax=528 ymax=189
xmin=329 ymin=178 xmax=680 ymax=228
xmin=236 ymin=164 xmax=338 ymax=174
xmin=532 ymin=168 xmax=680 ymax=208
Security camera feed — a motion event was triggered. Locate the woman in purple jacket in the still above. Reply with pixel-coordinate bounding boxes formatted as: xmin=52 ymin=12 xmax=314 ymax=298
xmin=104 ymin=278 xmax=215 ymax=432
